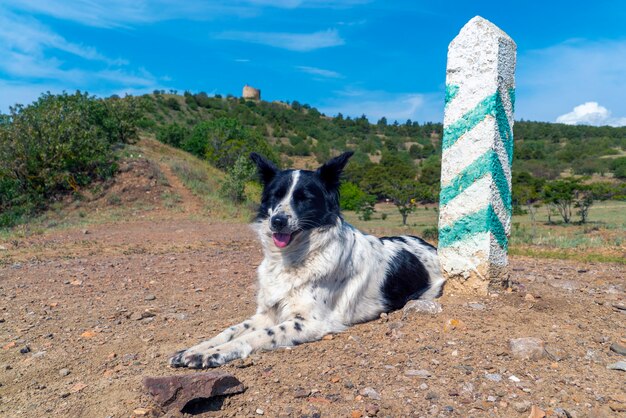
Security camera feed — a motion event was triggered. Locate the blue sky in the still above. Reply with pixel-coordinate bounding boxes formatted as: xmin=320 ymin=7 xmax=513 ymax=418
xmin=1 ymin=0 xmax=625 ymax=126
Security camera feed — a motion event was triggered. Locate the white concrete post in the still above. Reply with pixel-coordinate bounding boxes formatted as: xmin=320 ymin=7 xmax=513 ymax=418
xmin=437 ymin=16 xmax=516 ymax=293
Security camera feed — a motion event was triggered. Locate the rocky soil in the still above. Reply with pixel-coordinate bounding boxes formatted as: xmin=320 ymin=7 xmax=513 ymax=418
xmin=1 ymin=155 xmax=624 ymax=417
xmin=1 ymin=217 xmax=625 ymax=418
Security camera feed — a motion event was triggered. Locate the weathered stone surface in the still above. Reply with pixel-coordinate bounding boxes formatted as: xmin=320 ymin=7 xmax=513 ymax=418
xmin=509 ymin=337 xmax=545 ymax=360
xmin=143 ymin=372 xmax=245 ymax=411
xmin=402 ymin=300 xmax=442 ymax=319
xmin=438 ymin=16 xmax=517 ymax=293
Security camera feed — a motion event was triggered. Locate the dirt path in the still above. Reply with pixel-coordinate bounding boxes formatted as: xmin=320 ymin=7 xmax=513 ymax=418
xmin=138 ymin=138 xmax=205 ymax=215
xmin=0 ymin=219 xmax=625 ymax=418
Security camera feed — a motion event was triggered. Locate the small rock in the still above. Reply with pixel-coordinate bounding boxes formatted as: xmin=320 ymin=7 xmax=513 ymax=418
xmin=485 ymin=373 xmax=502 ymax=382
xmin=585 ymin=349 xmax=602 ymax=363
xmin=418 ymin=383 xmax=428 ymax=390
xmin=607 ymin=361 xmax=626 ymax=371
xmin=508 ymin=375 xmax=521 ymax=383
xmin=256 ymin=408 xmax=264 ymax=415
xmin=405 ymin=369 xmax=431 ymax=378
xmin=294 ymin=389 xmax=310 ymax=398
xmin=350 ymin=411 xmax=363 ymax=418
xmin=545 ymin=346 xmax=568 ymax=361
xmin=365 ymin=404 xmax=379 ymax=416
xmin=487 ymin=395 xmax=497 ymax=402
xmin=610 ymin=343 xmax=626 ymax=356
xmin=144 ymin=294 xmax=156 ymax=301
xmin=359 ymin=387 xmax=381 ymax=401
xmin=402 ymin=300 xmax=442 ymax=319
xmin=133 ymin=408 xmax=150 ymax=416
xmin=20 ymin=346 xmax=31 ymax=354
xmin=443 ymin=318 xmax=465 ymax=331
xmin=59 ymin=368 xmax=70 ymax=377
xmin=609 ymin=402 xmax=626 ymax=412
xmin=82 ymin=229 xmax=90 ymax=235
xmin=513 ymin=400 xmax=532 ymax=413
xmin=468 ymin=302 xmax=486 ymax=310
xmin=524 ymin=293 xmax=535 ymax=301
xmin=528 ymin=405 xmax=546 ymax=418
xmin=548 ymin=280 xmax=579 ymax=291
xmin=509 ymin=337 xmax=545 ymax=360
xmin=70 ymin=382 xmax=87 ymax=393
xmin=425 ymin=391 xmax=439 ymax=400
xmin=143 ymin=373 xmax=245 ymax=411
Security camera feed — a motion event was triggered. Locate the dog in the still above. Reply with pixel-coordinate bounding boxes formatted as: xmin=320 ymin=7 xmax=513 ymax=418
xmin=169 ymin=151 xmax=445 ymax=369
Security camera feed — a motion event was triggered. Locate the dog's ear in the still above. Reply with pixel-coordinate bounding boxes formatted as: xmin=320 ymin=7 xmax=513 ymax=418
xmin=250 ymin=153 xmax=278 ymax=185
xmin=316 ymin=151 xmax=354 ymax=190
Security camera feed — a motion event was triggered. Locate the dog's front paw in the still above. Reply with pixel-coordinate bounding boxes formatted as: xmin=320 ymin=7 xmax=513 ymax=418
xmin=168 ymin=349 xmax=222 ymax=369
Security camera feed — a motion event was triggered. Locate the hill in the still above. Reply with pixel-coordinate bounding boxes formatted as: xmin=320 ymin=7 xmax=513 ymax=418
xmin=139 ymin=91 xmax=626 ymax=180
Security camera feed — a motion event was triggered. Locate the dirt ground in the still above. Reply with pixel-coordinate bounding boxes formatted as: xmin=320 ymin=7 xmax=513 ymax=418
xmin=1 ymin=160 xmax=625 ymax=418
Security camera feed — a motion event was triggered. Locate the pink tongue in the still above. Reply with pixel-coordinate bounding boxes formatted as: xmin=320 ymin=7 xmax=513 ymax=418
xmin=272 ymin=233 xmax=292 ymax=248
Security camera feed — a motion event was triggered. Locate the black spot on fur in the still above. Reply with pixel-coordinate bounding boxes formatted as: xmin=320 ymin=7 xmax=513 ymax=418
xmin=271 ymin=339 xmax=276 ymax=346
xmin=381 ymin=248 xmax=430 ymax=311
xmin=381 ymin=236 xmax=407 ymax=244
xmin=228 ymin=334 xmax=234 ymax=342
xmin=291 ymin=339 xmax=303 ymax=346
xmin=243 ymin=323 xmax=250 ymax=329
xmin=295 ymin=314 xmax=305 ymax=321
xmin=266 ymin=328 xmax=274 ymax=336
xmin=294 ymin=322 xmax=302 ymax=332
xmin=211 ymin=353 xmax=219 ymax=359
xmin=279 ymin=325 xmax=286 ymax=332
xmin=251 ymin=327 xmax=256 ymax=331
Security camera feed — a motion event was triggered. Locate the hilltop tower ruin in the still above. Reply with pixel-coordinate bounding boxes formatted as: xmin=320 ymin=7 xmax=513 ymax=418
xmin=242 ymin=85 xmax=261 ymax=101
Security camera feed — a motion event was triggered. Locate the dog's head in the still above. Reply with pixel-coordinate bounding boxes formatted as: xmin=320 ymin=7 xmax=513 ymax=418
xmin=250 ymin=151 xmax=353 ymax=249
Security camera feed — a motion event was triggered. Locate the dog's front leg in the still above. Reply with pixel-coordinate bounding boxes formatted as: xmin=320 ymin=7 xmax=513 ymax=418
xmin=169 ymin=313 xmax=273 ymax=368
xmin=173 ymin=315 xmax=328 ymax=369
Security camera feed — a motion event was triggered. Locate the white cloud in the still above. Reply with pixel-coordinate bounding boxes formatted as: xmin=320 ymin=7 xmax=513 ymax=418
xmin=318 ymin=88 xmax=442 ymax=123
xmin=518 ymin=39 xmax=626 ymax=123
xmin=217 ymin=29 xmax=344 ymax=51
xmin=556 ymin=102 xmax=626 ymax=127
xmin=4 ymin=0 xmax=368 ymax=28
xmin=0 ymin=10 xmax=163 ymax=111
xmin=296 ymin=65 xmax=342 ymax=78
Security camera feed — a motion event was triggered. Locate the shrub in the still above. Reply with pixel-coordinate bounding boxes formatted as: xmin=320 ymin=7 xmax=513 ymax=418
xmin=0 ymin=92 xmax=141 ymax=227
xmin=165 ymin=97 xmax=181 ymax=111
xmin=157 ymin=123 xmax=189 ymax=148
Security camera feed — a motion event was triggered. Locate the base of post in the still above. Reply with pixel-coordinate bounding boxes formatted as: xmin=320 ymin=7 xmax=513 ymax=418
xmin=442 ymin=264 xmax=510 ymax=295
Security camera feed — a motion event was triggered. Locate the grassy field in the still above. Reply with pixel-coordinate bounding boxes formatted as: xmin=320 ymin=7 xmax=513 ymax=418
xmin=344 ymin=200 xmax=626 ymax=264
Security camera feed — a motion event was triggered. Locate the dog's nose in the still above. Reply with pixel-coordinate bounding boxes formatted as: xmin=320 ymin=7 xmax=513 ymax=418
xmin=270 ymin=214 xmax=288 ymax=231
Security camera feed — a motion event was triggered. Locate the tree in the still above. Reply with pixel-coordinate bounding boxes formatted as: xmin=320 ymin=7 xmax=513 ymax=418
xmin=386 ymin=180 xmax=429 ymax=226
xmin=100 ymin=95 xmax=142 ymax=144
xmin=574 ymin=188 xmax=593 ymax=223
xmin=182 ymin=118 xmax=276 ymax=170
xmin=0 ymin=92 xmax=125 ymax=226
xmin=220 ymin=155 xmax=256 ymax=203
xmin=542 ymin=178 xmax=591 ymax=224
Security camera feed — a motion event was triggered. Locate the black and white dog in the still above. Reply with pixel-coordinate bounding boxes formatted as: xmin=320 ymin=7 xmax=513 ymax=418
xmin=170 ymin=151 xmax=445 ymax=369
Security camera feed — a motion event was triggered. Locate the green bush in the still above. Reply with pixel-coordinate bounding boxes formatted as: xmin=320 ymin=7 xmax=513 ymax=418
xmin=340 ymin=182 xmax=373 ymax=211
xmin=0 ymin=92 xmax=141 ymax=227
xmin=157 ymin=123 xmax=189 ymax=148
xmin=182 ymin=118 xmax=277 ymax=170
